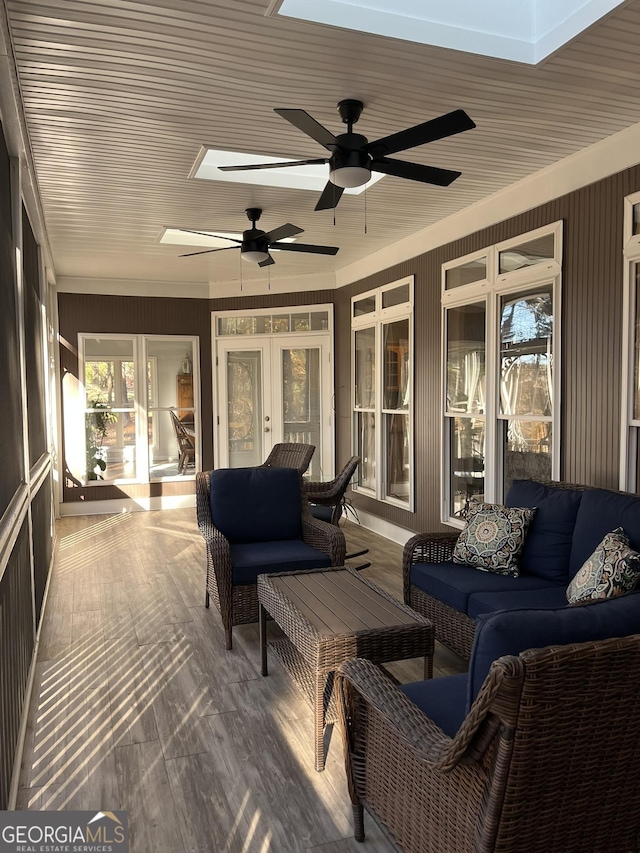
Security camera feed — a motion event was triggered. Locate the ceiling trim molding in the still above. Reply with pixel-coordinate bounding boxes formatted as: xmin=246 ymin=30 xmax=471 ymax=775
xmin=57 ymin=270 xmax=337 ymax=300
xmin=56 ymin=277 xmax=212 ymax=299
xmin=336 ymin=117 xmax=640 ymax=288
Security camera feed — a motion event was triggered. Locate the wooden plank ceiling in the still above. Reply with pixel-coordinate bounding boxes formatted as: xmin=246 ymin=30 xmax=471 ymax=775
xmin=5 ymin=0 xmax=640 ymax=290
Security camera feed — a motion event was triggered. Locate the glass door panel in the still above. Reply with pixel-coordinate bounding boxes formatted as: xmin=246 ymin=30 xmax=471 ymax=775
xmin=278 ymin=345 xmax=322 ymax=478
xmin=83 ymin=336 xmax=136 ymax=482
xmin=216 ymin=334 xmax=332 ymax=475
xmin=146 ymin=338 xmax=196 ymax=479
xmin=224 ymin=348 xmax=265 ymax=468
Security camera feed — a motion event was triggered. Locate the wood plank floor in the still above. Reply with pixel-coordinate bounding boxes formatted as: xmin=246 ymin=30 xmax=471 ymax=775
xmin=18 ymin=510 xmax=466 ymax=852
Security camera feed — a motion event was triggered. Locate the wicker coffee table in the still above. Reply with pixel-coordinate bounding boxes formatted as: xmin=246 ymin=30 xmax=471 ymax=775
xmin=257 ymin=566 xmax=434 ymax=771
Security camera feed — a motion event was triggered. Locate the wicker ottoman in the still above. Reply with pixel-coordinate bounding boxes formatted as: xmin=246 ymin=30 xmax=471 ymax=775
xmin=257 ymin=566 xmax=434 ymax=771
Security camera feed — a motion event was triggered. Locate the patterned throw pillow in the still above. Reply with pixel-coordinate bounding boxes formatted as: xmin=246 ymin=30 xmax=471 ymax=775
xmin=566 ymin=527 xmax=640 ymax=605
xmin=452 ymin=502 xmax=536 ymax=577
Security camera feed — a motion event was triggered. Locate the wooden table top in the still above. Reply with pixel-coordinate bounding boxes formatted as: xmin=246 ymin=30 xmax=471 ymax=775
xmin=264 ymin=568 xmax=422 ymax=637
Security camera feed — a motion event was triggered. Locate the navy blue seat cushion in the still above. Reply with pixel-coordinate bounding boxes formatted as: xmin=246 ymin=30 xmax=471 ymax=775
xmin=310 ymin=504 xmax=333 ymax=524
xmin=505 ymin=480 xmax=583 ymax=583
xmin=467 ymin=591 xmax=640 ymax=708
xmin=467 ymin=586 xmax=568 ymax=619
xmin=410 ymin=561 xmax=553 ymax=614
xmin=570 ymin=488 xmax=640 ymax=578
xmin=399 ymin=673 xmax=468 ymax=739
xmin=230 ymin=540 xmax=331 ymax=585
xmin=210 ymin=467 xmax=302 ymax=544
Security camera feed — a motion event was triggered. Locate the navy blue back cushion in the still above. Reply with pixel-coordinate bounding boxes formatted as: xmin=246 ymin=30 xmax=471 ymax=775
xmin=466 ymin=592 xmax=640 ymax=709
xmin=569 ymin=488 xmax=640 ymax=577
xmin=505 ymin=479 xmax=583 ymax=583
xmin=209 ymin=467 xmax=302 ymax=544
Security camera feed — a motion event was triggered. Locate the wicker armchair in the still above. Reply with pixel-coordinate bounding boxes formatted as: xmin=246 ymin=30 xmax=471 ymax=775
xmin=336 ymin=634 xmax=640 ymax=853
xmin=304 ymin=455 xmax=360 ymax=525
xmin=196 ymin=466 xmax=345 ymax=649
xmin=260 ymin=442 xmax=315 ymax=475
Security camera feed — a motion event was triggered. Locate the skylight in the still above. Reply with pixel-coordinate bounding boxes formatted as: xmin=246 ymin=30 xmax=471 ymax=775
xmin=269 ymin=0 xmax=625 ymax=64
xmin=191 ymin=148 xmax=384 ymax=194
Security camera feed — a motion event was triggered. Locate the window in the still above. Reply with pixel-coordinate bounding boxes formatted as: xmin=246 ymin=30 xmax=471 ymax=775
xmin=620 ymin=194 xmax=640 ymax=490
xmin=79 ymin=334 xmax=200 ymax=484
xmin=352 ymin=277 xmax=413 ymax=508
xmin=442 ymin=225 xmax=561 ymax=524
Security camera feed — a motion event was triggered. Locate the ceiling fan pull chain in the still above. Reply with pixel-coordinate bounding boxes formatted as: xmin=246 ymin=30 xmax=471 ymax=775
xmin=364 ymin=184 xmax=367 ymax=235
xmin=239 ymin=251 xmax=243 ymax=292
xmin=268 ymin=265 xmax=271 ymax=290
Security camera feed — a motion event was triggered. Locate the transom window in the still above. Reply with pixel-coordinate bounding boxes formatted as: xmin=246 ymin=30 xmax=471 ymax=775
xmin=620 ymin=194 xmax=640 ymax=490
xmin=442 ymin=224 xmax=561 ymax=525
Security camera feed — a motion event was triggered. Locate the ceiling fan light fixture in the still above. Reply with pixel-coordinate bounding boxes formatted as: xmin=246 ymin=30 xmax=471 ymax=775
xmin=329 ymin=146 xmax=371 ymax=188
xmin=329 ymin=165 xmax=371 ymax=188
xmin=241 ymin=248 xmax=270 ymax=263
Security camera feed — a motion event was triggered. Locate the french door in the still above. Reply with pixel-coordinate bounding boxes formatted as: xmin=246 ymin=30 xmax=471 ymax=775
xmin=216 ymin=335 xmax=333 ymax=478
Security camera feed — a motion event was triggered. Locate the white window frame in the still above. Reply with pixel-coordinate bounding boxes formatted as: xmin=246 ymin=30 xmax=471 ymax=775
xmin=351 ymin=276 xmax=414 ymax=510
xmin=79 ymin=333 xmax=200 ymax=485
xmin=620 ymin=191 xmax=640 ymax=490
xmin=442 ymin=222 xmax=562 ymax=527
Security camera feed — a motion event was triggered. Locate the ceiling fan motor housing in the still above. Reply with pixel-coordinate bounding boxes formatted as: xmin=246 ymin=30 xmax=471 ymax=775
xmin=241 ymin=226 xmax=270 ymax=262
xmin=330 ymin=134 xmax=372 ymax=188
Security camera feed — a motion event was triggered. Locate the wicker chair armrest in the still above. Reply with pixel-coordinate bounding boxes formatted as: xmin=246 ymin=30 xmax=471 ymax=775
xmin=337 ymin=655 xmax=523 ymax=773
xmin=302 ymin=515 xmax=346 ymax=565
xmin=195 ymin=471 xmax=214 ymax=537
xmin=404 ymin=531 xmax=460 ymax=564
xmin=195 ymin=470 xmax=231 ymax=552
xmin=304 ymin=479 xmax=344 ymax=505
xmin=402 ymin=531 xmax=460 ymax=602
xmin=336 ymin=658 xmax=454 ymax=766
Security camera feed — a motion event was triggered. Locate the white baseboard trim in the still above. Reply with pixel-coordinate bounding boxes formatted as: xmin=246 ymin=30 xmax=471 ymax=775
xmin=347 ymin=508 xmax=415 ymax=547
xmin=59 ymin=494 xmax=196 ymax=516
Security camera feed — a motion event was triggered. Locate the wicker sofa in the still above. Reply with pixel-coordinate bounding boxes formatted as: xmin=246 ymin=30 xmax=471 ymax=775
xmin=404 ymin=478 xmax=640 ymax=659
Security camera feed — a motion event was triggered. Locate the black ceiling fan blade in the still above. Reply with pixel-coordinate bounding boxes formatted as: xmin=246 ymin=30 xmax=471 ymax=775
xmin=366 ymin=109 xmax=476 ymax=158
xmin=315 ymin=181 xmax=345 ymax=211
xmin=372 ymin=156 xmax=461 ymax=187
xmin=258 ymin=253 xmax=275 ymax=268
xmin=264 ymin=223 xmax=304 ymax=243
xmin=274 ymin=108 xmax=337 ymax=150
xmin=179 ymin=246 xmax=239 ymax=258
xmin=177 ymin=229 xmax=242 ymax=243
xmin=271 ymin=242 xmax=339 ymax=256
xmin=219 ymin=157 xmax=328 ymax=172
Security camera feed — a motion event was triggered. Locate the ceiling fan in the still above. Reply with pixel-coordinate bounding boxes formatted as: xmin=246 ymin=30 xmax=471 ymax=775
xmin=219 ymin=100 xmax=475 ymax=211
xmin=178 ymin=207 xmax=339 ymax=266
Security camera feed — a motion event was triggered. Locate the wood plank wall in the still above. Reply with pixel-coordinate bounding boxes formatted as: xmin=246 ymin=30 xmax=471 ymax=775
xmin=0 ymin=522 xmax=33 ymax=809
xmin=0 ymin=121 xmax=55 ymax=808
xmin=57 ymin=289 xmax=334 ymax=503
xmin=57 ymin=165 xmax=640 ymax=533
xmin=335 ymin=164 xmax=640 ymax=534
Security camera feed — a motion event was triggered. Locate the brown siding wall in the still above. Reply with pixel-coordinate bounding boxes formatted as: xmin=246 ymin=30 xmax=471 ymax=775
xmin=58 ymin=164 xmax=640 ymax=526
xmin=58 ymin=289 xmax=333 ymax=503
xmin=336 ymin=164 xmax=640 ymax=534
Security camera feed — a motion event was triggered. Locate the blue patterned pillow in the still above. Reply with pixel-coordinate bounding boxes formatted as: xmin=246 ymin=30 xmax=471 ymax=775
xmin=566 ymin=527 xmax=640 ymax=605
xmin=452 ymin=502 xmax=536 ymax=577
